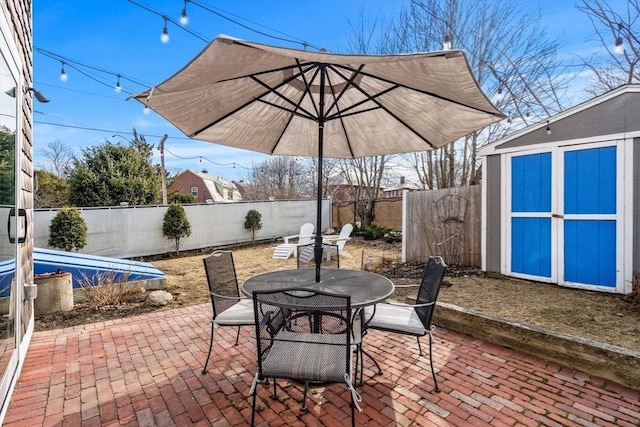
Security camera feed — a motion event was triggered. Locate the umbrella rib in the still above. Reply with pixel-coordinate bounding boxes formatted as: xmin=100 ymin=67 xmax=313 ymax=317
xmin=327 ymin=64 xmax=437 ymax=149
xmin=324 ymin=71 xmax=356 ymax=158
xmin=250 ymin=74 xmax=317 ymax=121
xmin=324 ymin=64 xmax=365 ymax=119
xmin=324 ymin=84 xmax=397 ymax=121
xmin=191 ymin=63 xmax=319 ymax=137
xmin=330 ymin=63 xmax=504 ymax=118
xmin=295 ymin=59 xmax=321 ymax=119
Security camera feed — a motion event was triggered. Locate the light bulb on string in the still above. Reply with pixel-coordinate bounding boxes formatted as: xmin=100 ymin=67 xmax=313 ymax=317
xmin=180 ymin=0 xmax=188 ymax=25
xmin=442 ymin=34 xmax=452 ymax=51
xmin=614 ymin=23 xmax=624 ymax=54
xmin=546 ymin=120 xmax=551 ymax=135
xmin=60 ymin=62 xmax=67 ymax=82
xmin=161 ymin=17 xmax=169 ymax=43
xmin=115 ymin=75 xmax=122 ymax=93
xmin=495 ymin=86 xmax=503 ymax=101
xmin=143 ymin=106 xmax=150 ymax=115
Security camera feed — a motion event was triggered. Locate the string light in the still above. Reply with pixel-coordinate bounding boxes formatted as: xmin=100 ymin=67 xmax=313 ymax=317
xmin=38 ymin=48 xmax=152 ymax=94
xmin=180 ymin=0 xmax=189 ymax=25
xmin=614 ymin=23 xmax=624 ymax=54
xmin=442 ymin=34 xmax=452 ymax=50
xmin=115 ymin=75 xmax=122 ymax=92
xmin=143 ymin=106 xmax=150 ymax=115
xmin=546 ymin=120 xmax=551 ymax=135
xmin=60 ymin=62 xmax=67 ymax=82
xmin=495 ymin=86 xmax=503 ymax=101
xmin=161 ymin=17 xmax=170 ymax=43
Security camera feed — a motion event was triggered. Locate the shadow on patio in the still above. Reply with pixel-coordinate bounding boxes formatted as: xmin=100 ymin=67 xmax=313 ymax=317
xmin=4 ymin=303 xmax=640 ymax=426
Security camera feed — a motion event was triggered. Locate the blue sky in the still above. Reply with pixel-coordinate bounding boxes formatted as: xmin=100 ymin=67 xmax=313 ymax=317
xmin=32 ymin=0 xmax=622 ymax=181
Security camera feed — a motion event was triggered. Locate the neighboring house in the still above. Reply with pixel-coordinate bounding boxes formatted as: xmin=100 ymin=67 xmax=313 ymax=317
xmin=382 ymin=177 xmax=421 ymax=199
xmin=0 ymin=1 xmax=36 ymax=422
xmin=480 ymin=84 xmax=640 ymax=295
xmin=172 ymin=169 xmax=242 ymax=203
xmin=325 ymin=176 xmax=384 ymax=203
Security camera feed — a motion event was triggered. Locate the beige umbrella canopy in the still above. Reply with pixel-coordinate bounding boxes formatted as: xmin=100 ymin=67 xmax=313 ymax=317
xmin=134 ymin=35 xmax=505 ymax=281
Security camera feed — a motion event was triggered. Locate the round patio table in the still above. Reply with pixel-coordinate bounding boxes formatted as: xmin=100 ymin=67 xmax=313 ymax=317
xmin=241 ymin=267 xmax=394 ymax=308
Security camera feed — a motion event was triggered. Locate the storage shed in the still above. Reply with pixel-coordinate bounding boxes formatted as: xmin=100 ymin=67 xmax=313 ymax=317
xmin=479 ymin=84 xmax=640 ymax=294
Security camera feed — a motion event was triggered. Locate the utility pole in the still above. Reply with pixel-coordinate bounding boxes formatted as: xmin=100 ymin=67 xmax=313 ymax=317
xmin=159 ymin=134 xmax=168 ymax=205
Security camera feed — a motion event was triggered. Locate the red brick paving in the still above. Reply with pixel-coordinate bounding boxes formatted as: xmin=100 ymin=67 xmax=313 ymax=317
xmin=4 ymin=303 xmax=639 ymax=426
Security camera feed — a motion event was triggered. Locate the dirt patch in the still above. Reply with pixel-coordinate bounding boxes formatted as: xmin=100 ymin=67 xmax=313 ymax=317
xmin=34 ymin=240 xmax=640 ymax=353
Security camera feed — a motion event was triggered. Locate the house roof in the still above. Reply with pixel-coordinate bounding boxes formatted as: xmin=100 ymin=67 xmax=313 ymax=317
xmin=176 ymin=169 xmax=239 ymax=202
xmin=480 ymin=84 xmax=640 ymax=156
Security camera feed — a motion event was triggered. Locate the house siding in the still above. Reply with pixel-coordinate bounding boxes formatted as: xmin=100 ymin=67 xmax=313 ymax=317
xmin=6 ymin=0 xmax=34 ymax=349
xmin=0 ymin=0 xmax=34 ymax=421
xmin=173 ymin=170 xmax=212 ymax=203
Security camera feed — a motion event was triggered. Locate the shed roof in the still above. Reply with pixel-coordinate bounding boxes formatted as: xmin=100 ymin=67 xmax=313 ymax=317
xmin=480 ymin=84 xmax=640 ymax=156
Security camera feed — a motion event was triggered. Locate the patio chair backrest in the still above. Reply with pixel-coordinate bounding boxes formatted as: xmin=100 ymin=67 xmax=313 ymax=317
xmin=336 ymin=223 xmax=353 ymax=250
xmin=252 ymin=288 xmax=352 ymax=383
xmin=414 ymin=256 xmax=447 ymax=329
xmin=299 ymin=222 xmax=315 ymax=245
xmin=203 ymin=250 xmax=240 ymax=318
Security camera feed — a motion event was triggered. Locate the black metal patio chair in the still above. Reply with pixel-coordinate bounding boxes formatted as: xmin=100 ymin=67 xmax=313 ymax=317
xmin=249 ymin=288 xmax=361 ymax=426
xmin=201 ymin=250 xmax=254 ymax=374
xmin=363 ymin=256 xmax=447 ymax=391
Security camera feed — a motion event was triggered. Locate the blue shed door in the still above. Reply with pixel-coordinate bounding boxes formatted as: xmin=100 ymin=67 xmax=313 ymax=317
xmin=509 ymin=146 xmax=617 ymax=288
xmin=510 ymin=152 xmax=553 ymax=280
xmin=563 ymin=146 xmax=617 ymax=287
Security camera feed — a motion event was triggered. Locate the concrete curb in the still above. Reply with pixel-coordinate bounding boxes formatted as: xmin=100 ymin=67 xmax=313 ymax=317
xmin=433 ymin=301 xmax=640 ymax=391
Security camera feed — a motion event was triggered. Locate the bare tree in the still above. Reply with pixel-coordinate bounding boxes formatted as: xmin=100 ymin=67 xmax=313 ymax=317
xmin=577 ymin=0 xmax=640 ymax=96
xmin=36 ymin=140 xmax=74 ymax=178
xmin=351 ymin=0 xmax=570 ymax=189
xmin=338 ymin=156 xmax=390 ymax=224
xmin=241 ymin=156 xmax=312 ymax=200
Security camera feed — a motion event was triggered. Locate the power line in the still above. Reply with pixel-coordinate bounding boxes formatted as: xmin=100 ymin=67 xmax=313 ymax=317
xmin=188 ymin=0 xmax=321 ymax=50
xmin=33 ymin=119 xmax=251 ymax=170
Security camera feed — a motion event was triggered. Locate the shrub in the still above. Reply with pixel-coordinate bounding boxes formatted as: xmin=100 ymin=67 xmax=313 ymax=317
xmin=162 ymin=203 xmax=191 ymax=255
xmin=79 ymin=270 xmax=145 ymax=308
xmin=168 ymin=192 xmax=197 ymax=204
xmin=48 ymin=207 xmax=88 ymax=251
xmin=354 ymin=223 xmax=389 ymax=240
xmin=384 ymin=230 xmax=402 ymax=244
xmin=244 ymin=209 xmax=262 ymax=242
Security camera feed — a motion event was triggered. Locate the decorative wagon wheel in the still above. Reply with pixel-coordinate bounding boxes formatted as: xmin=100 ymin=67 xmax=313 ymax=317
xmin=433 ymin=195 xmax=469 ymax=266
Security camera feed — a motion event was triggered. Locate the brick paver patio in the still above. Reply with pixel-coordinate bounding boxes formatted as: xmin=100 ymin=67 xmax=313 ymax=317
xmin=4 ymin=303 xmax=639 ymax=426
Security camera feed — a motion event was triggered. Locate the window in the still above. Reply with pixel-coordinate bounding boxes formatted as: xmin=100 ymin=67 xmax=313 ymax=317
xmin=190 ymin=186 xmax=198 ymax=197
xmin=227 ymin=189 xmax=233 ymax=200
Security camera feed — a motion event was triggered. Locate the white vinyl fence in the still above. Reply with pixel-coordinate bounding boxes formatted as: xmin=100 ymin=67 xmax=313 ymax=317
xmin=34 ymin=199 xmax=331 ymax=259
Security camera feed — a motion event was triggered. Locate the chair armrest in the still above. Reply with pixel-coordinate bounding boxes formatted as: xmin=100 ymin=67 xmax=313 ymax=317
xmin=392 ymin=283 xmax=419 ymax=289
xmin=283 ymin=234 xmax=300 ymax=244
xmin=209 ymin=292 xmax=246 ymax=301
xmin=382 ymin=300 xmax=436 ymax=308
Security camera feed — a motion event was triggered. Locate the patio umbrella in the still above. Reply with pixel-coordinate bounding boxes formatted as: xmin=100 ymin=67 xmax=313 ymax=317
xmin=133 ymin=35 xmax=505 ymax=282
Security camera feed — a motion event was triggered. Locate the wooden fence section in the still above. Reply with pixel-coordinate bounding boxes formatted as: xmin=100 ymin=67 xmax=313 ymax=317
xmin=332 ymin=198 xmax=403 ymax=231
xmin=405 ymin=185 xmax=481 ymax=267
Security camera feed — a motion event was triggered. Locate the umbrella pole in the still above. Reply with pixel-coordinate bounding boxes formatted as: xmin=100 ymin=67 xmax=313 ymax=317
xmin=314 ymin=65 xmax=326 ymax=283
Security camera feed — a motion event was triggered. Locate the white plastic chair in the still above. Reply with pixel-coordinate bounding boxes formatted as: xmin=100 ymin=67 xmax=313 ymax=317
xmin=272 ymin=223 xmax=314 ymax=259
xmin=323 ymin=223 xmax=353 ymax=260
